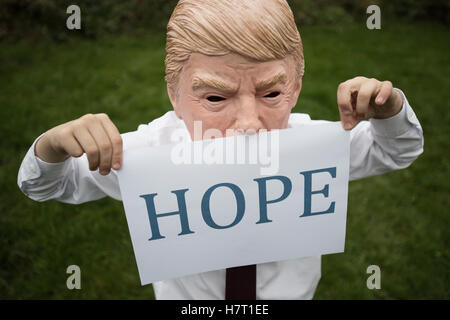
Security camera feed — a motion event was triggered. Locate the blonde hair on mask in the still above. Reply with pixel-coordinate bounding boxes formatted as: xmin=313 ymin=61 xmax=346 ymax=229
xmin=165 ymin=0 xmax=305 ymax=92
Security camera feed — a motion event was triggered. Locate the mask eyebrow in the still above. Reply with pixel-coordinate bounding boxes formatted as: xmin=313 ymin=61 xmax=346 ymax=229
xmin=192 ymin=76 xmax=238 ymax=94
xmin=255 ymin=72 xmax=287 ymax=92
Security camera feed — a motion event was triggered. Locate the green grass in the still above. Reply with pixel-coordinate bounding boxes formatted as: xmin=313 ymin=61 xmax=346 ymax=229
xmin=1 ymin=22 xmax=449 ymax=299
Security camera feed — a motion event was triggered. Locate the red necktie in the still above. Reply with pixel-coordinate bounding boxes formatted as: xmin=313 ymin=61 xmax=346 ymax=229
xmin=225 ymin=264 xmax=256 ymax=300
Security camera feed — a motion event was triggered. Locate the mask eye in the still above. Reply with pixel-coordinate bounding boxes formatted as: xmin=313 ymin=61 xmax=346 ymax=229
xmin=207 ymin=96 xmax=226 ymax=102
xmin=264 ymin=91 xmax=281 ymax=98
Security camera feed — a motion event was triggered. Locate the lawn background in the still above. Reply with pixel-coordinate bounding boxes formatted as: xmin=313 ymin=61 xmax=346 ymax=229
xmin=0 ymin=5 xmax=449 ymax=299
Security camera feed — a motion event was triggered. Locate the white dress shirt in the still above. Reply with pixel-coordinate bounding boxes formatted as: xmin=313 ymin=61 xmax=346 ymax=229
xmin=17 ymin=90 xmax=423 ymax=299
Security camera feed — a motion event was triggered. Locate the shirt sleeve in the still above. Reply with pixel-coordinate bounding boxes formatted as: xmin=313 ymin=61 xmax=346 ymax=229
xmin=349 ymin=88 xmax=424 ymax=181
xmin=17 ymin=111 xmax=184 ymax=205
xmin=17 ymin=129 xmax=152 ymax=204
xmin=17 ymin=134 xmax=120 ymax=203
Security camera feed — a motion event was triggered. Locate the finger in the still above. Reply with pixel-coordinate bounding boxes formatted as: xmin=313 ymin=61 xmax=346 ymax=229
xmin=59 ymin=127 xmax=84 ymax=158
xmin=355 ymin=79 xmax=379 ymax=119
xmin=87 ymin=120 xmax=113 ymax=175
xmin=337 ymin=81 xmax=358 ymax=130
xmin=375 ymin=81 xmax=393 ymax=105
xmin=97 ymin=114 xmax=123 ymax=170
xmin=73 ymin=125 xmax=100 ymax=171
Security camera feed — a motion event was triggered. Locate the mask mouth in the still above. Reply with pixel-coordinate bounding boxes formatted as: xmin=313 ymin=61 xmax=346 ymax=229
xmin=226 ymin=128 xmax=264 ymax=137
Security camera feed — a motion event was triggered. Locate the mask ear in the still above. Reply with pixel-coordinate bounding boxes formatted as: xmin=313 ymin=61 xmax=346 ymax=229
xmin=168 ymin=84 xmax=182 ymax=119
xmin=291 ymin=77 xmax=303 ymax=109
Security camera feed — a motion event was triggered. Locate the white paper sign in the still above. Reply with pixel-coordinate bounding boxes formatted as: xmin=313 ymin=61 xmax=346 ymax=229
xmin=117 ymin=122 xmax=350 ymax=285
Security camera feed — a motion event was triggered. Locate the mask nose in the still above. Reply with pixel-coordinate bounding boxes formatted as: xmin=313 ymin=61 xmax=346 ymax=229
xmin=233 ymin=97 xmax=264 ymax=134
